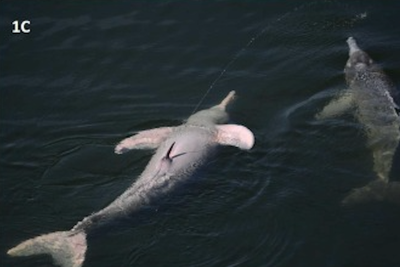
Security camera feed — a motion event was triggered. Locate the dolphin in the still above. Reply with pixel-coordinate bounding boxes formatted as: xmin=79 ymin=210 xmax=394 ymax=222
xmin=7 ymin=90 xmax=255 ymax=267
xmin=316 ymin=37 xmax=400 ymax=205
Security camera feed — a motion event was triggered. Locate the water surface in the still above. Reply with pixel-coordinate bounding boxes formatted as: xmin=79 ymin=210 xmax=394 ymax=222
xmin=1 ymin=1 xmax=400 ymax=267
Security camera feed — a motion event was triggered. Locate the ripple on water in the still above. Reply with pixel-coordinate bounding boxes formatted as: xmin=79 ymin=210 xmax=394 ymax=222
xmin=2 ymin=1 xmax=400 ymax=267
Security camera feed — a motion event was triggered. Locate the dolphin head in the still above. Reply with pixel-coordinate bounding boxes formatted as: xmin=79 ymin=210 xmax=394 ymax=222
xmin=187 ymin=107 xmax=229 ymax=126
xmin=345 ymin=37 xmax=374 ymax=72
xmin=346 ymin=51 xmax=373 ymax=70
xmin=186 ymin=91 xmax=236 ymax=127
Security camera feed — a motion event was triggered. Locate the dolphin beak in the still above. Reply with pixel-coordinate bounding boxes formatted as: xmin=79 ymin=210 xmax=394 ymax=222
xmin=347 ymin=37 xmax=360 ymax=56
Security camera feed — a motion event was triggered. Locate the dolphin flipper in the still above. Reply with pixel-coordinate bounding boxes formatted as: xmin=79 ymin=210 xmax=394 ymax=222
xmin=115 ymin=127 xmax=173 ymax=154
xmin=8 ymin=231 xmax=87 ymax=267
xmin=316 ymin=92 xmax=354 ymax=120
xmin=216 ymin=124 xmax=255 ymax=150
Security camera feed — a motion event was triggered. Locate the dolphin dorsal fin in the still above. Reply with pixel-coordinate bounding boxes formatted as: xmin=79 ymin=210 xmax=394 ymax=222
xmin=215 ymin=124 xmax=255 ymax=150
xmin=115 ymin=127 xmax=174 ymax=154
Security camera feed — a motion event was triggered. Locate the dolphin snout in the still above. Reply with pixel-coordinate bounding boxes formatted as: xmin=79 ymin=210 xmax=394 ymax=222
xmin=347 ymin=37 xmax=360 ymax=55
xmin=217 ymin=90 xmax=236 ymax=110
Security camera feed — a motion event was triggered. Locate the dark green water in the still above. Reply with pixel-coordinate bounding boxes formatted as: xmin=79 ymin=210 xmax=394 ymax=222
xmin=1 ymin=1 xmax=400 ymax=267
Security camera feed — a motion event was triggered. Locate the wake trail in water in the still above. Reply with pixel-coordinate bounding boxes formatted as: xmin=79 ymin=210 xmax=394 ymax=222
xmin=191 ymin=0 xmax=368 ymax=114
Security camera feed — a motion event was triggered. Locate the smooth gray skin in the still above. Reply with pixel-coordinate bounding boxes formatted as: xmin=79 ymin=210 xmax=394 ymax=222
xmin=7 ymin=90 xmax=255 ymax=267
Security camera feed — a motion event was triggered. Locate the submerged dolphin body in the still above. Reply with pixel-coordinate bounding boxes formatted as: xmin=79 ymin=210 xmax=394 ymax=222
xmin=8 ymin=91 xmax=255 ymax=267
xmin=317 ymin=37 xmax=400 ymax=205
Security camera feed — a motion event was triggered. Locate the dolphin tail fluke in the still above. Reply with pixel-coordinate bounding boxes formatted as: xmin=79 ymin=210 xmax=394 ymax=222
xmin=216 ymin=90 xmax=236 ymax=110
xmin=342 ymin=180 xmax=400 ymax=206
xmin=347 ymin=36 xmax=361 ymax=55
xmin=7 ymin=230 xmax=87 ymax=267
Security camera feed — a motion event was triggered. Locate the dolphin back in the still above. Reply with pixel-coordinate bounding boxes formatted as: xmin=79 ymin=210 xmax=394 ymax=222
xmin=7 ymin=231 xmax=87 ymax=267
xmin=344 ymin=37 xmax=400 ymax=181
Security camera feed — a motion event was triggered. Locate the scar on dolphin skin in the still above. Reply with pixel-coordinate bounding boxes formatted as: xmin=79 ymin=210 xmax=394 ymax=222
xmin=155 ymin=142 xmax=188 ymax=177
xmin=164 ymin=142 xmax=188 ymax=161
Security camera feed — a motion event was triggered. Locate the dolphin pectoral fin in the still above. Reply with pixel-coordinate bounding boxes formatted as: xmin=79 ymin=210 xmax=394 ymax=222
xmin=316 ymin=92 xmax=354 ymax=120
xmin=115 ymin=127 xmax=174 ymax=154
xmin=215 ymin=124 xmax=255 ymax=150
xmin=8 ymin=231 xmax=87 ymax=267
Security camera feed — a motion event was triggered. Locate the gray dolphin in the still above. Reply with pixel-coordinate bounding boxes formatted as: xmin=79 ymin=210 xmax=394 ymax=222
xmin=7 ymin=90 xmax=254 ymax=267
xmin=317 ymin=37 xmax=400 ymax=204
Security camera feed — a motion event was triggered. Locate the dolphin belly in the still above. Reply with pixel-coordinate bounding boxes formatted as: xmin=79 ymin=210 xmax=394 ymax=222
xmin=73 ymin=126 xmax=216 ymax=233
